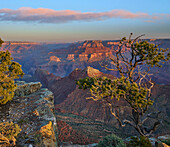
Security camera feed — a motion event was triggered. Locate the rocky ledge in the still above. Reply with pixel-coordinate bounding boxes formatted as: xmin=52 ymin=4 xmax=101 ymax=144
xmin=0 ymin=81 xmax=58 ymax=147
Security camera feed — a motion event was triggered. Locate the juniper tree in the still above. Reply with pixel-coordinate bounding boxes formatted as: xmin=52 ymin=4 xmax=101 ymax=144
xmin=0 ymin=38 xmax=24 ymax=104
xmin=77 ymin=33 xmax=170 ymax=137
xmin=0 ymin=38 xmax=4 ymax=46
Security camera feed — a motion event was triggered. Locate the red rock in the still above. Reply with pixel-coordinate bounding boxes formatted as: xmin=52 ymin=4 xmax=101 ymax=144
xmin=50 ymin=56 xmax=61 ymax=62
xmin=67 ymin=54 xmax=75 ymax=61
xmin=57 ymin=120 xmax=97 ymax=144
xmin=79 ymin=54 xmax=88 ymax=61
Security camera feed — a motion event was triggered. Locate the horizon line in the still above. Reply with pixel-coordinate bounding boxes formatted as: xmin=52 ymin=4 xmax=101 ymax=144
xmin=2 ymin=37 xmax=170 ymax=44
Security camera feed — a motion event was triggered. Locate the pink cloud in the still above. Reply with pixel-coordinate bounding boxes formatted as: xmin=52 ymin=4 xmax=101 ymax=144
xmin=0 ymin=7 xmax=169 ymax=23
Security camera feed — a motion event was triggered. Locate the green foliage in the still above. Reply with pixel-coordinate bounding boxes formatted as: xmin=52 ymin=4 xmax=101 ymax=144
xmin=77 ymin=77 xmax=153 ymax=109
xmin=76 ymin=34 xmax=170 ymax=136
xmin=0 ymin=121 xmax=21 ymax=141
xmin=34 ymin=133 xmax=42 ymax=144
xmin=0 ymin=49 xmax=24 ymax=104
xmin=161 ymin=138 xmax=170 ymax=145
xmin=132 ymin=40 xmax=169 ymax=67
xmin=0 ymin=38 xmax=4 ymax=46
xmin=128 ymin=136 xmax=152 ymax=147
xmin=96 ymin=134 xmax=126 ymax=147
xmin=76 ymin=77 xmax=95 ymax=90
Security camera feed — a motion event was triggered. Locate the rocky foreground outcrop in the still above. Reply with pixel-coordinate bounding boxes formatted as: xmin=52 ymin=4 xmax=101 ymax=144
xmin=0 ymin=81 xmax=58 ymax=147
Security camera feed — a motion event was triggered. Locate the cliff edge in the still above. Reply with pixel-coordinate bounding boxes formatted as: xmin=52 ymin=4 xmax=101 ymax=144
xmin=0 ymin=81 xmax=58 ymax=147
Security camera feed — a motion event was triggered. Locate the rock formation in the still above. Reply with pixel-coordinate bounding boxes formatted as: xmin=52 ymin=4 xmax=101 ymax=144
xmin=32 ymin=67 xmax=116 ymax=123
xmin=57 ymin=120 xmax=97 ymax=145
xmin=78 ymin=40 xmax=112 ymax=62
xmin=1 ymin=39 xmax=170 ymax=81
xmin=79 ymin=54 xmax=88 ymax=62
xmin=0 ymin=81 xmax=58 ymax=147
xmin=67 ymin=54 xmax=75 ymax=61
xmin=31 ymin=66 xmax=170 ymax=137
xmin=50 ymin=56 xmax=61 ymax=62
xmin=33 ymin=68 xmax=61 ymax=87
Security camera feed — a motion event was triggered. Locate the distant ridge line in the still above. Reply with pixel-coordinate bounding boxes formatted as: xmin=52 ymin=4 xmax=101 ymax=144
xmin=2 ymin=38 xmax=170 ymax=45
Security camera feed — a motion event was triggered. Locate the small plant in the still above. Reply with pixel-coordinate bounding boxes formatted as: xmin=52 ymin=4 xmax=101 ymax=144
xmin=34 ymin=133 xmax=42 ymax=145
xmin=128 ymin=136 xmax=152 ymax=147
xmin=0 ymin=122 xmax=21 ymax=146
xmin=17 ymin=118 xmax=29 ymax=125
xmin=0 ymin=38 xmax=4 ymax=46
xmin=161 ymin=138 xmax=170 ymax=146
xmin=96 ymin=134 xmax=126 ymax=147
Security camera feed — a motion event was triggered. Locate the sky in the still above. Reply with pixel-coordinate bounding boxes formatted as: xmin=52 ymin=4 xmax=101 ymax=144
xmin=0 ymin=0 xmax=170 ymax=43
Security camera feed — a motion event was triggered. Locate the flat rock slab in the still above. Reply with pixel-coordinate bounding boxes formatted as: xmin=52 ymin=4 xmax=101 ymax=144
xmin=15 ymin=81 xmax=42 ymax=97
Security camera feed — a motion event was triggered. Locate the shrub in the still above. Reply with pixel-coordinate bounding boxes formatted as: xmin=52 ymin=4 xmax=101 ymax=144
xmin=161 ymin=138 xmax=170 ymax=146
xmin=0 ymin=50 xmax=24 ymax=104
xmin=96 ymin=134 xmax=126 ymax=147
xmin=0 ymin=122 xmax=21 ymax=145
xmin=0 ymin=38 xmax=4 ymax=46
xmin=0 ymin=38 xmax=24 ymax=104
xmin=128 ymin=136 xmax=152 ymax=147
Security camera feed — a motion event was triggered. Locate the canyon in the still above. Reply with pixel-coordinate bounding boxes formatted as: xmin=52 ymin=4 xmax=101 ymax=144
xmin=1 ymin=39 xmax=169 ymax=84
xmin=0 ymin=39 xmax=170 ymax=144
xmin=32 ymin=67 xmax=170 ymax=136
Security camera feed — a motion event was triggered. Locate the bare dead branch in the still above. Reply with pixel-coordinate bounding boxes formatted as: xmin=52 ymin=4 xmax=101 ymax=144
xmin=132 ymin=34 xmax=145 ymax=44
xmin=144 ymin=120 xmax=161 ymax=136
xmin=141 ymin=111 xmax=161 ymax=125
xmin=86 ymin=97 xmax=99 ymax=101
xmin=100 ymin=64 xmax=118 ymax=71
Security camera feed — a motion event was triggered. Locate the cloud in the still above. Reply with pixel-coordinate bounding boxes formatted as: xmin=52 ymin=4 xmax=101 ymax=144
xmin=0 ymin=7 xmax=169 ymax=24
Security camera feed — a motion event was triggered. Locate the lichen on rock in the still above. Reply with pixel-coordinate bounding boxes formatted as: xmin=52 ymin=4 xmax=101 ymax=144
xmin=0 ymin=81 xmax=58 ymax=147
xmin=14 ymin=81 xmax=42 ymax=97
